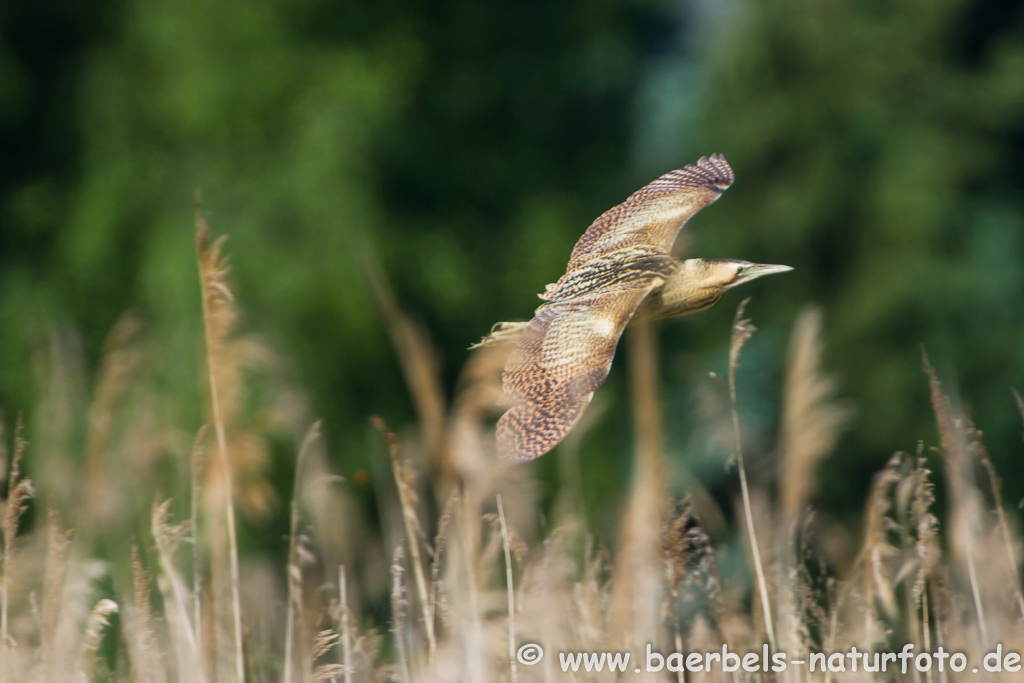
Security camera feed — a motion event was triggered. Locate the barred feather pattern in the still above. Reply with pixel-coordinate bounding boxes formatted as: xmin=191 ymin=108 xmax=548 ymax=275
xmin=567 ymin=154 xmax=733 ymax=269
xmin=496 ymin=154 xmax=735 ymax=461
xmin=540 ymin=247 xmax=680 ymax=302
xmin=498 ymin=282 xmax=661 ymax=461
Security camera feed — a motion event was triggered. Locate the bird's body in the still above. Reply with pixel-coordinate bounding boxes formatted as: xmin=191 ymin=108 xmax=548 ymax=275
xmin=478 ymin=155 xmax=791 ymax=461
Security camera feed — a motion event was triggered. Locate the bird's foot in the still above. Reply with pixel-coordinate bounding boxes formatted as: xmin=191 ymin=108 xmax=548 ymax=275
xmin=469 ymin=321 xmax=529 ymax=349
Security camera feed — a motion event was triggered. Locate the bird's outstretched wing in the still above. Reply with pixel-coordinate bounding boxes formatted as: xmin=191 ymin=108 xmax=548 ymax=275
xmin=566 ymin=154 xmax=733 ymax=270
xmin=493 ymin=154 xmax=733 ymax=460
xmin=497 ymin=279 xmax=661 ymax=461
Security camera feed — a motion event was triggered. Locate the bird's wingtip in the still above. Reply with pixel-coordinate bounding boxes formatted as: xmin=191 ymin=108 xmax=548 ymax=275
xmin=695 ymin=153 xmax=734 ymax=190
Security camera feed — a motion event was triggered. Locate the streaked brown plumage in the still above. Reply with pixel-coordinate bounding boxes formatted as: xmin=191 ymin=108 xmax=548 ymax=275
xmin=478 ymin=154 xmax=792 ymax=461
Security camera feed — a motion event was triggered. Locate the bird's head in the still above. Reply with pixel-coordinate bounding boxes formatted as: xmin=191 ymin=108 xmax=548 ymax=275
xmin=680 ymin=258 xmax=793 ymax=302
xmin=644 ymin=258 xmax=793 ymax=321
xmin=716 ymin=259 xmax=793 ymax=289
xmin=685 ymin=258 xmax=792 ymax=290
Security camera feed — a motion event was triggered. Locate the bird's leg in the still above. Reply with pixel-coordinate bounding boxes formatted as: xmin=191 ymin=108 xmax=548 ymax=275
xmin=470 ymin=321 xmax=530 ymax=349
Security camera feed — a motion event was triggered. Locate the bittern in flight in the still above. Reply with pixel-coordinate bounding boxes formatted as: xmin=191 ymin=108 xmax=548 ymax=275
xmin=476 ymin=154 xmax=791 ymax=461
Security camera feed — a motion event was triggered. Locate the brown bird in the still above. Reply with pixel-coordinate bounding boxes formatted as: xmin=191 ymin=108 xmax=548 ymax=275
xmin=477 ymin=154 xmax=791 ymax=461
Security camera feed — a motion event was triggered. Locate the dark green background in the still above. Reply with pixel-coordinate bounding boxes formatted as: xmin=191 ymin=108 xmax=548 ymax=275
xmin=2 ymin=0 xmax=1023 ymax=537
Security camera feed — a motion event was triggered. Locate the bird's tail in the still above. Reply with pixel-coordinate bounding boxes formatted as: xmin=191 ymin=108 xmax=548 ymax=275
xmin=469 ymin=321 xmax=529 ymax=349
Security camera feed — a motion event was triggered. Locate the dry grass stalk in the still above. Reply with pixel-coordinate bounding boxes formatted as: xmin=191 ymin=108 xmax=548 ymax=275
xmin=1 ymin=420 xmax=32 ymax=683
xmin=74 ymin=598 xmax=118 ymax=682
xmin=189 ymin=426 xmax=208 ymax=651
xmin=922 ymin=586 xmax=933 ymax=683
xmin=608 ymin=322 xmax=666 ymax=649
xmin=195 ymin=198 xmax=245 ymax=683
xmin=860 ymin=454 xmax=902 ymax=628
xmin=921 ymin=351 xmax=969 ymax=492
xmin=627 ymin=322 xmax=664 ymax=478
xmin=284 ymin=422 xmax=322 ymax=683
xmin=777 ymin=307 xmax=848 ymax=673
xmin=390 ymin=543 xmax=411 ymax=683
xmin=448 ymin=344 xmax=513 ymax=486
xmin=81 ymin=313 xmax=142 ymax=527
xmin=151 ymin=498 xmax=206 ymax=683
xmin=911 ymin=460 xmax=940 ymax=608
xmin=338 ymin=566 xmax=353 ymax=683
xmin=126 ymin=545 xmax=167 ymax=683
xmin=309 ymin=630 xmax=343 ymax=682
xmin=780 ymin=307 xmax=850 ymax=519
xmin=453 ymin=497 xmax=485 ymax=682
xmin=921 ymin=350 xmax=989 ymax=645
xmin=375 ymin=417 xmax=437 ymax=663
xmin=0 ymin=420 xmax=6 ymax=492
xmin=366 ymin=263 xmax=449 ymax=481
xmin=972 ymin=430 xmax=1024 ymax=623
xmin=1011 ymin=380 xmax=1024 ymax=597
xmin=429 ymin=492 xmax=458 ymax=631
xmin=40 ymin=510 xmax=72 ymax=662
xmin=495 ymin=495 xmax=517 ymax=683
xmin=791 ymin=518 xmax=829 ymax=656
xmin=727 ymin=298 xmax=776 ymax=652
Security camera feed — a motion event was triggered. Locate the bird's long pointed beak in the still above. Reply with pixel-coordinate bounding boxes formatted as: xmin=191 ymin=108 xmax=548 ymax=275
xmin=737 ymin=263 xmax=794 ymax=283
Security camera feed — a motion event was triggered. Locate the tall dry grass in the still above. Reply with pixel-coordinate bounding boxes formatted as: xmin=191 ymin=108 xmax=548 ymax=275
xmin=196 ymin=199 xmax=246 ymax=683
xmin=0 ymin=216 xmax=1022 ymax=682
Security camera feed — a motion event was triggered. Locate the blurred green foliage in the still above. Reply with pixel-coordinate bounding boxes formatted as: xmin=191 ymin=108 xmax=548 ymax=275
xmin=1 ymin=0 xmax=1022 ymax=532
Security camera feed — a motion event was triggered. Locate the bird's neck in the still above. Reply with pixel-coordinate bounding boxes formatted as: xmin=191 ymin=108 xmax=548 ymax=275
xmin=633 ymin=269 xmax=725 ymax=324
